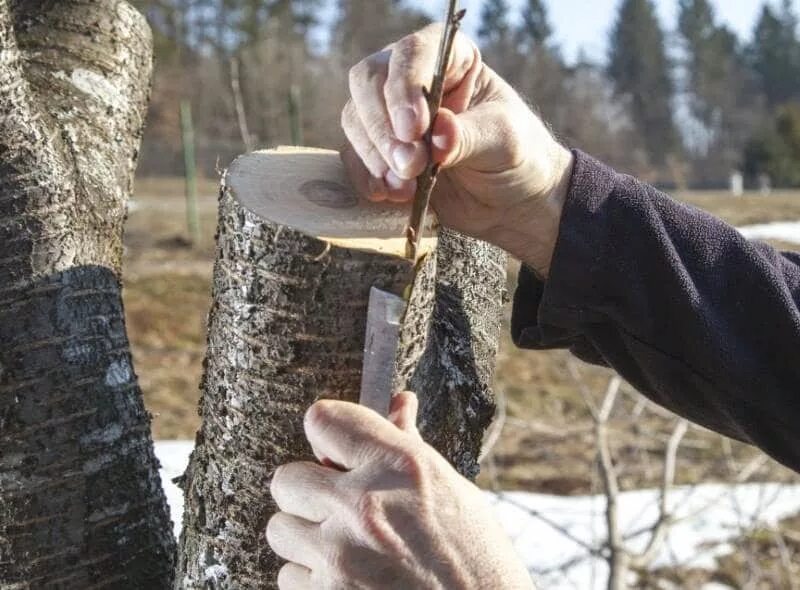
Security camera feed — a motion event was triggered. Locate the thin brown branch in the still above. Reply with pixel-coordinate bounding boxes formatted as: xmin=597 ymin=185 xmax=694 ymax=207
xmin=229 ymin=57 xmax=254 ymax=152
xmin=478 ymin=387 xmax=507 ymax=463
xmin=498 ymin=493 xmax=608 ymax=559
xmin=632 ymin=418 xmax=688 ymax=569
xmin=567 ymin=360 xmax=600 ymax=421
xmin=405 ymin=0 xmax=466 ymax=260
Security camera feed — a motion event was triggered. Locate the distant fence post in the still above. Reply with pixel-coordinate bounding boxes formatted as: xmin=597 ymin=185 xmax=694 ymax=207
xmin=287 ymin=84 xmax=303 ymax=146
xmin=180 ymin=100 xmax=201 ymax=246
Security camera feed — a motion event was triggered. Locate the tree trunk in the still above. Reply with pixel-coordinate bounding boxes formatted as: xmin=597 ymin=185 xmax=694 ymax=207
xmin=177 ymin=149 xmax=506 ymax=588
xmin=0 ymin=2 xmax=175 ymax=587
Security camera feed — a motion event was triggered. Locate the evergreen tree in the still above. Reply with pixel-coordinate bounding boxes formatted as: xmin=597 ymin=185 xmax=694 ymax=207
xmin=478 ymin=0 xmax=511 ymax=47
xmin=677 ymin=0 xmax=744 ymax=129
xmin=608 ymin=0 xmax=678 ymax=167
xmin=513 ymin=0 xmax=565 ymax=127
xmin=518 ymin=0 xmax=552 ymax=49
xmin=334 ymin=0 xmax=429 ymax=64
xmin=678 ymin=0 xmax=763 ymax=183
xmin=744 ymin=103 xmax=800 ymax=187
xmin=749 ymin=0 xmax=800 ymax=107
xmin=477 ymin=0 xmax=518 ymax=83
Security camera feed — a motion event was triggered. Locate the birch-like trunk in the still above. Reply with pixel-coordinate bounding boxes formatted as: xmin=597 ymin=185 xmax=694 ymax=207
xmin=177 ymin=152 xmax=507 ymax=588
xmin=0 ymin=2 xmax=175 ymax=587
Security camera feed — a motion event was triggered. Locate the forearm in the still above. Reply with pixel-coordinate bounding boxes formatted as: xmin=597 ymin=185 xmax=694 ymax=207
xmin=512 ymin=151 xmax=800 ymax=473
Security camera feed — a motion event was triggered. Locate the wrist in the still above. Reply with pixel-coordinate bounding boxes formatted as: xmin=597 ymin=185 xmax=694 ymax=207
xmin=490 ymin=146 xmax=574 ymax=278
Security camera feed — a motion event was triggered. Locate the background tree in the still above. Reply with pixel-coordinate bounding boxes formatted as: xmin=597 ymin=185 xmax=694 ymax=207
xmin=744 ymin=103 xmax=800 ymax=187
xmin=608 ymin=0 xmax=678 ymax=171
xmin=334 ymin=0 xmax=430 ymax=66
xmin=748 ymin=0 xmax=800 ymax=108
xmin=518 ymin=0 xmax=552 ymax=49
xmin=477 ymin=0 xmax=518 ymax=83
xmin=513 ymin=0 xmax=566 ymax=131
xmin=678 ymin=0 xmax=764 ymax=184
xmin=0 ymin=1 xmax=174 ymax=587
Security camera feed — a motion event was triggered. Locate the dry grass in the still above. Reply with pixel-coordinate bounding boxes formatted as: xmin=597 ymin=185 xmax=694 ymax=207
xmin=676 ymin=190 xmax=800 ymax=226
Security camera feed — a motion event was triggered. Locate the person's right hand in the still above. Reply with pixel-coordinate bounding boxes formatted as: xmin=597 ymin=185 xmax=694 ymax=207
xmin=340 ymin=24 xmax=574 ymax=277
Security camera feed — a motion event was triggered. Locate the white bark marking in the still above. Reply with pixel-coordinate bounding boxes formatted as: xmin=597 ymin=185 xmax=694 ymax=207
xmin=54 ymin=69 xmax=127 ymax=110
xmin=105 ymin=358 xmax=132 ymax=387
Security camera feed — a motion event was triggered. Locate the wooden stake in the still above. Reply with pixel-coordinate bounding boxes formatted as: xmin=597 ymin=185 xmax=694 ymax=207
xmin=180 ymin=100 xmax=201 ymax=247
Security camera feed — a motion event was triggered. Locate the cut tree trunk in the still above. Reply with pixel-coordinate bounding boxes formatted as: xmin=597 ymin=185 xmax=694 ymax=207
xmin=177 ymin=148 xmax=507 ymax=588
xmin=0 ymin=2 xmax=175 ymax=588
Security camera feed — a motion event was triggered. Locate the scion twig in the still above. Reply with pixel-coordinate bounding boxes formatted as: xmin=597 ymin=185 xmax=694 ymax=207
xmin=405 ymin=0 xmax=466 ymax=260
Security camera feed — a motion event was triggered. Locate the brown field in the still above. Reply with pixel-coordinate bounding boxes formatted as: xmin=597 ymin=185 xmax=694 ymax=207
xmin=125 ymin=178 xmax=800 ymax=496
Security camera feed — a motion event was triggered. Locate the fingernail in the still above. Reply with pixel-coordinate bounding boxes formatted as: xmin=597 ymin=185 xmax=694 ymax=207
xmin=385 ymin=169 xmax=405 ymax=191
xmin=392 ymin=143 xmax=416 ymax=175
xmin=393 ymin=106 xmax=417 ymax=142
xmin=432 ymin=134 xmax=448 ymax=150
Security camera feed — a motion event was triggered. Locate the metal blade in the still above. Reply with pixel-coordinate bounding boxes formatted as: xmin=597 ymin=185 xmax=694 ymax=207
xmin=360 ymin=287 xmax=406 ymax=417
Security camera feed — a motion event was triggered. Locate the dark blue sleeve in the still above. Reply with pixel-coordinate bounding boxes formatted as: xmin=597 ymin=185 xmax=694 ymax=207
xmin=512 ymin=150 xmax=800 ymax=474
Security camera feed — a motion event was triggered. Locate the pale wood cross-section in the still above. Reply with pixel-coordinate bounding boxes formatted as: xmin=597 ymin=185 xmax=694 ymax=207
xmin=227 ymin=147 xmax=438 ymax=258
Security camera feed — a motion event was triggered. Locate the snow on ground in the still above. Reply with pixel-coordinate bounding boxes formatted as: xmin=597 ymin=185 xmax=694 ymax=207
xmin=738 ymin=221 xmax=800 ymax=245
xmin=155 ymin=441 xmax=800 ymax=589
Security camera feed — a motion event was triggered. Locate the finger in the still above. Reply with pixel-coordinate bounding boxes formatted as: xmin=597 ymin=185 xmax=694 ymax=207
xmin=304 ymin=400 xmax=406 ymax=470
xmin=340 ymin=143 xmax=390 ymax=203
xmin=342 ymin=100 xmax=390 ymax=181
xmin=266 ymin=512 xmax=321 ymax=571
xmin=277 ymin=563 xmax=312 ymax=590
xmin=270 ymin=461 xmax=342 ymax=522
xmin=384 ymin=169 xmax=416 ymax=203
xmin=387 ymin=391 xmax=420 ymax=435
xmin=385 ymin=25 xmax=482 ymax=142
xmin=348 ymin=51 xmax=427 ymax=179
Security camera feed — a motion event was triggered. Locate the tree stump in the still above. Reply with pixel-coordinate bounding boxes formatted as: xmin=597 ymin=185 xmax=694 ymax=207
xmin=177 ymin=148 xmax=507 ymax=588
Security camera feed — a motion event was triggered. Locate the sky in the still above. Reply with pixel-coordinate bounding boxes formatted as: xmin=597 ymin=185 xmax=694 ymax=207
xmin=411 ymin=0 xmax=800 ymax=64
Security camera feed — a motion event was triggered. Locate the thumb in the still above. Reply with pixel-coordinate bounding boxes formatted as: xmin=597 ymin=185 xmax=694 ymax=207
xmin=387 ymin=391 xmax=421 ymax=436
xmin=431 ymin=104 xmax=514 ymax=172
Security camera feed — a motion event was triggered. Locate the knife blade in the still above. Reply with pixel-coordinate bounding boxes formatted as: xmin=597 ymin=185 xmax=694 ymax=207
xmin=359 ymin=286 xmax=407 ymax=417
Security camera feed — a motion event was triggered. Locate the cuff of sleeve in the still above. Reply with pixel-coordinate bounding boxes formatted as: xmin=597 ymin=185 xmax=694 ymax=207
xmin=512 ymin=149 xmax=618 ymax=349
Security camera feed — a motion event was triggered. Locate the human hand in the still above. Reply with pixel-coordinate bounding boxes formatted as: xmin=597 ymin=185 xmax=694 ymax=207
xmin=340 ymin=24 xmax=574 ymax=277
xmin=267 ymin=392 xmax=534 ymax=589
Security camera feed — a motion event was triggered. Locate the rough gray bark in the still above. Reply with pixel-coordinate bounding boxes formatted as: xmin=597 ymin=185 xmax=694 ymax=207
xmin=0 ymin=1 xmax=175 ymax=587
xmin=177 ymin=168 xmax=507 ymax=588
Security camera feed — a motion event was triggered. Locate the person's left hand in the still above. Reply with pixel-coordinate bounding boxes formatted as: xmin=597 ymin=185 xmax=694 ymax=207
xmin=267 ymin=392 xmax=534 ymax=589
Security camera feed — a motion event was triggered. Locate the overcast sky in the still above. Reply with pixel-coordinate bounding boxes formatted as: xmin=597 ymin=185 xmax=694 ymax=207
xmin=402 ymin=0 xmax=800 ymax=64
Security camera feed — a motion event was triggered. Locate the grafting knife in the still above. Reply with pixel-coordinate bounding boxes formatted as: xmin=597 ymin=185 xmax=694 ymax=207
xmin=359 ymin=287 xmax=407 ymax=416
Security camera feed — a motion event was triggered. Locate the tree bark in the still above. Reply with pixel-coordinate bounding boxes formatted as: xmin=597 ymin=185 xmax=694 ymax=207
xmin=0 ymin=2 xmax=175 ymax=587
xmin=177 ymin=150 xmax=507 ymax=588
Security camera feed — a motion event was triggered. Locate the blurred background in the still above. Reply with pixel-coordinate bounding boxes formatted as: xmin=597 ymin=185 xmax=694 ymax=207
xmin=126 ymin=1 xmax=800 ymax=587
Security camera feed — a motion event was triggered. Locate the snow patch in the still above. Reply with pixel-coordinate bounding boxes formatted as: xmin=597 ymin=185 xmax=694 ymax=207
xmin=105 ymin=359 xmax=132 ymax=387
xmin=738 ymin=220 xmax=800 ymax=245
